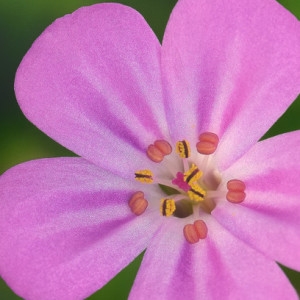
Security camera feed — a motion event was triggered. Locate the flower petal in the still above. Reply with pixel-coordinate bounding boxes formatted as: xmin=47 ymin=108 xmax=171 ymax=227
xmin=15 ymin=3 xmax=168 ymax=178
xmin=0 ymin=158 xmax=162 ymax=300
xmin=213 ymin=131 xmax=300 ymax=271
xmin=129 ymin=217 xmax=297 ymax=299
xmin=162 ymin=0 xmax=300 ymax=168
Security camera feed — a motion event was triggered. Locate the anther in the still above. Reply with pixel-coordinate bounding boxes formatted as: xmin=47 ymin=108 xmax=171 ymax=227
xmin=227 ymin=179 xmax=246 ymax=191
xmin=226 ymin=179 xmax=246 ymax=203
xmin=176 ymin=140 xmax=191 ymax=158
xmin=128 ymin=191 xmax=148 ymax=216
xmin=226 ymin=191 xmax=246 ymax=203
xmin=183 ymin=220 xmax=208 ymax=243
xmin=183 ymin=224 xmax=199 ymax=244
xmin=154 ymin=140 xmax=172 ymax=156
xmin=184 ymin=164 xmax=202 ymax=184
xmin=147 ymin=145 xmax=164 ymax=163
xmin=193 ymin=220 xmax=208 ymax=239
xmin=196 ymin=132 xmax=219 ymax=155
xmin=147 ymin=140 xmax=172 ymax=163
xmin=135 ymin=170 xmax=154 ymax=183
xmin=187 ymin=183 xmax=206 ymax=202
xmin=160 ymin=198 xmax=176 ymax=216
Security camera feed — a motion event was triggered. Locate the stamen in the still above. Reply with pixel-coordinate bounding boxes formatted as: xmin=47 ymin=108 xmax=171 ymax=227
xmin=197 ymin=132 xmax=219 ymax=155
xmin=128 ymin=191 xmax=148 ymax=216
xmin=176 ymin=140 xmax=191 ymax=158
xmin=183 ymin=224 xmax=199 ymax=244
xmin=226 ymin=179 xmax=246 ymax=203
xmin=183 ymin=220 xmax=208 ymax=243
xmin=160 ymin=198 xmax=176 ymax=216
xmin=135 ymin=170 xmax=154 ymax=183
xmin=226 ymin=191 xmax=246 ymax=203
xmin=147 ymin=144 xmax=164 ymax=163
xmin=184 ymin=164 xmax=202 ymax=184
xmin=146 ymin=140 xmax=172 ymax=163
xmin=227 ymin=179 xmax=246 ymax=191
xmin=187 ymin=183 xmax=206 ymax=202
xmin=193 ymin=220 xmax=208 ymax=239
xmin=182 ymin=158 xmax=189 ymax=173
xmin=154 ymin=140 xmax=172 ymax=156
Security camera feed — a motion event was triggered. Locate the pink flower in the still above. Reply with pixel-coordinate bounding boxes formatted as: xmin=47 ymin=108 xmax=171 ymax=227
xmin=1 ymin=0 xmax=300 ymax=299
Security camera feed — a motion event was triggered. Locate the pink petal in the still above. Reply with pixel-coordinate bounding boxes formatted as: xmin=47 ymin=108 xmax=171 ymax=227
xmin=162 ymin=0 xmax=300 ymax=169
xmin=15 ymin=3 xmax=168 ymax=178
xmin=213 ymin=131 xmax=300 ymax=271
xmin=0 ymin=158 xmax=162 ymax=299
xmin=129 ymin=217 xmax=297 ymax=299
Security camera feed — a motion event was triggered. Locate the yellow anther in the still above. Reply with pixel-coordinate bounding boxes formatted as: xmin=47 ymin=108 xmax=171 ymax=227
xmin=188 ymin=184 xmax=206 ymax=203
xmin=134 ymin=169 xmax=154 ymax=183
xmin=160 ymin=198 xmax=176 ymax=216
xmin=184 ymin=164 xmax=202 ymax=184
xmin=176 ymin=140 xmax=191 ymax=158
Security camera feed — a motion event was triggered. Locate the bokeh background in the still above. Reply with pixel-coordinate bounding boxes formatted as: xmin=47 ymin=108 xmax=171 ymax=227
xmin=1 ymin=0 xmax=300 ymax=298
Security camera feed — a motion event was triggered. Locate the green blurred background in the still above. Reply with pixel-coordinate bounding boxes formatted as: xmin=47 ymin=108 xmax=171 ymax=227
xmin=1 ymin=0 xmax=300 ymax=298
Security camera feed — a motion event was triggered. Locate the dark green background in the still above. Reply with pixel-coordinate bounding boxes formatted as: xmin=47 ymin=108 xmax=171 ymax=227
xmin=1 ymin=0 xmax=300 ymax=298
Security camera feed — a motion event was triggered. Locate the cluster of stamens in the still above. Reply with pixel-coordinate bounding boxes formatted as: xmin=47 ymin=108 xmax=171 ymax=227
xmin=128 ymin=132 xmax=246 ymax=244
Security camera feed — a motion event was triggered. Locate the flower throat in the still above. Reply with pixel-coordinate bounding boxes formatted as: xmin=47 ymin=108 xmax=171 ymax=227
xmin=128 ymin=132 xmax=246 ymax=244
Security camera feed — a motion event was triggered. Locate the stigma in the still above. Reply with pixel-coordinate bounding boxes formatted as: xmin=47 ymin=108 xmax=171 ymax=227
xmin=129 ymin=132 xmax=246 ymax=244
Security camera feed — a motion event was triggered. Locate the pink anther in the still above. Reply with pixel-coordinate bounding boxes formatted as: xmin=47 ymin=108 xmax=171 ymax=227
xmin=227 ymin=179 xmax=246 ymax=191
xmin=226 ymin=191 xmax=246 ymax=203
xmin=183 ymin=220 xmax=208 ymax=244
xmin=196 ymin=132 xmax=219 ymax=155
xmin=226 ymin=179 xmax=246 ymax=203
xmin=154 ymin=140 xmax=172 ymax=155
xmin=194 ymin=220 xmax=208 ymax=239
xmin=147 ymin=144 xmax=164 ymax=163
xmin=183 ymin=224 xmax=199 ymax=244
xmin=146 ymin=140 xmax=172 ymax=163
xmin=128 ymin=191 xmax=148 ymax=216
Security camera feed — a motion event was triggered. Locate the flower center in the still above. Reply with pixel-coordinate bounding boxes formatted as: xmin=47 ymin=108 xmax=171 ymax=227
xmin=128 ymin=132 xmax=246 ymax=244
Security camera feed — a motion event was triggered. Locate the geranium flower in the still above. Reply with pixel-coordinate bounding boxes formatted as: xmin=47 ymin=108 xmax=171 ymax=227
xmin=1 ymin=0 xmax=300 ymax=299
